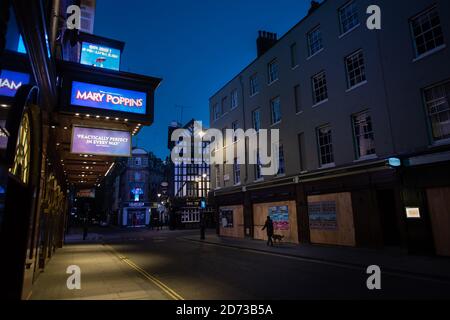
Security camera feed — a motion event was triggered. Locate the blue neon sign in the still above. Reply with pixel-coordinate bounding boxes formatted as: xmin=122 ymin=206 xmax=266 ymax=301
xmin=70 ymin=81 xmax=147 ymax=115
xmin=0 ymin=69 xmax=30 ymax=97
xmin=388 ymin=158 xmax=402 ymax=167
xmin=80 ymin=42 xmax=121 ymax=71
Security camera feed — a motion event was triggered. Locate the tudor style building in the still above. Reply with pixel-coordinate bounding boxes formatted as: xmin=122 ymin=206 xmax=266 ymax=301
xmin=209 ymin=0 xmax=450 ymax=256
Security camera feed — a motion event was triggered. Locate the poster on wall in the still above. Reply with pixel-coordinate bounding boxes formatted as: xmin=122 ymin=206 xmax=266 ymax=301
xmin=308 ymin=201 xmax=337 ymax=230
xmin=71 ymin=126 xmax=131 ymax=157
xmin=220 ymin=209 xmax=234 ymax=228
xmin=70 ymin=81 xmax=147 ymax=114
xmin=268 ymin=206 xmax=289 ymax=230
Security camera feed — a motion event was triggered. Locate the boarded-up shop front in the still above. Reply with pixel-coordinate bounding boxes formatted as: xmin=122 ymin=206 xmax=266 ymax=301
xmin=307 ymin=193 xmax=356 ymax=247
xmin=426 ymin=187 xmax=450 ymax=257
xmin=219 ymin=205 xmax=244 ymax=238
xmin=253 ymin=201 xmax=299 ymax=244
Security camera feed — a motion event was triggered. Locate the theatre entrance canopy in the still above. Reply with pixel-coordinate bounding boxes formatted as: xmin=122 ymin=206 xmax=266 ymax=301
xmin=53 ymin=61 xmax=162 ymax=189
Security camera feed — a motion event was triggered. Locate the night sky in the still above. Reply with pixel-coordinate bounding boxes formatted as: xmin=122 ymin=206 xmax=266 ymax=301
xmin=95 ymin=0 xmax=311 ymax=159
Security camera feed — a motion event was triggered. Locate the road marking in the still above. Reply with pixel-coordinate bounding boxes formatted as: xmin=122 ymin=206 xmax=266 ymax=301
xmin=181 ymin=238 xmax=450 ymax=285
xmin=106 ymin=245 xmax=184 ymax=300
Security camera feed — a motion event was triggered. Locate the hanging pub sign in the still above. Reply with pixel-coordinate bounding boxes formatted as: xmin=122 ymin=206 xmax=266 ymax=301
xmin=71 ymin=126 xmax=131 ymax=157
xmin=70 ymin=81 xmax=147 ymax=114
xmin=0 ymin=69 xmax=30 ymax=97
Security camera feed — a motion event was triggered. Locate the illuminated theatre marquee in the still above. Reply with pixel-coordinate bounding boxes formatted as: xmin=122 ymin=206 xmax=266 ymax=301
xmin=0 ymin=69 xmax=30 ymax=97
xmin=70 ymin=81 xmax=147 ymax=114
xmin=71 ymin=126 xmax=131 ymax=157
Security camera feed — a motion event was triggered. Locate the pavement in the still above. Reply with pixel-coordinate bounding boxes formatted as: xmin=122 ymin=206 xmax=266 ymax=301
xmin=182 ymin=233 xmax=450 ymax=282
xmin=30 ymin=243 xmax=170 ymax=300
xmin=29 ymin=227 xmax=450 ymax=300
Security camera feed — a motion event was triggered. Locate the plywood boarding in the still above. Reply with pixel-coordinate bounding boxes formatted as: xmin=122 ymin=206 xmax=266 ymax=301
xmin=308 ymin=193 xmax=356 ymax=247
xmin=253 ymin=201 xmax=299 ymax=244
xmin=427 ymin=188 xmax=450 ymax=257
xmin=219 ymin=205 xmax=244 ymax=238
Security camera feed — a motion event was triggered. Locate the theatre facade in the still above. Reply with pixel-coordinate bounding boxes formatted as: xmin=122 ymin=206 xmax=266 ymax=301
xmin=0 ymin=0 xmax=161 ymax=299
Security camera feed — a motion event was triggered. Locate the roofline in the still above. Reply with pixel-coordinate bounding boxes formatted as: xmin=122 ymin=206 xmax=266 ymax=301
xmin=209 ymin=0 xmax=327 ymax=101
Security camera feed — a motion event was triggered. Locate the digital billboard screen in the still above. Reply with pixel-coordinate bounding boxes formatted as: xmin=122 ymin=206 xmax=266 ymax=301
xmin=0 ymin=69 xmax=30 ymax=97
xmin=70 ymin=81 xmax=147 ymax=115
xmin=80 ymin=42 xmax=121 ymax=71
xmin=71 ymin=126 xmax=131 ymax=157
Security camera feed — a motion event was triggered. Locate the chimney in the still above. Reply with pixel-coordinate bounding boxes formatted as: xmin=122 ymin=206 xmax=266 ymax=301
xmin=256 ymin=30 xmax=278 ymax=58
xmin=308 ymin=1 xmax=321 ymax=15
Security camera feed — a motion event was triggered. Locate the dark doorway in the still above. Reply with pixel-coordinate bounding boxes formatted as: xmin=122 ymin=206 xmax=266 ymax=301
xmin=377 ymin=190 xmax=401 ymax=246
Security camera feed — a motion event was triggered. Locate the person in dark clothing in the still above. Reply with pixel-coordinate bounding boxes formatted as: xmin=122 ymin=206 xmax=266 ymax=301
xmin=262 ymin=216 xmax=274 ymax=246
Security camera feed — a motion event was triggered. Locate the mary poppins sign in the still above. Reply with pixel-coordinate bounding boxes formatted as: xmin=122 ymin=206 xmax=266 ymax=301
xmin=71 ymin=126 xmax=131 ymax=157
xmin=70 ymin=81 xmax=147 ymax=114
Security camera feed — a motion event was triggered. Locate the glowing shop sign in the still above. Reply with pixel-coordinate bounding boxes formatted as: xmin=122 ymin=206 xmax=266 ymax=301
xmin=0 ymin=69 xmax=30 ymax=97
xmin=70 ymin=81 xmax=147 ymax=114
xmin=71 ymin=126 xmax=131 ymax=157
xmin=80 ymin=42 xmax=121 ymax=71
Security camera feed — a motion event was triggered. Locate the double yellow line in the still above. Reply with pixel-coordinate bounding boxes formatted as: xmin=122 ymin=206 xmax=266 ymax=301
xmin=106 ymin=245 xmax=184 ymax=300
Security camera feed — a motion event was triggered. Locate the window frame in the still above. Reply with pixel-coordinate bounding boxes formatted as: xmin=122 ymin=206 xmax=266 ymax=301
xmin=345 ymin=49 xmax=367 ymax=89
xmin=307 ymin=25 xmax=323 ymax=57
xmin=339 ymin=0 xmax=360 ymax=36
xmin=268 ymin=59 xmax=279 ymax=84
xmin=270 ymin=96 xmax=282 ymax=125
xmin=409 ymin=6 xmax=445 ymax=59
xmin=250 ymin=73 xmax=259 ymax=96
xmin=312 ymin=71 xmax=328 ymax=106
xmin=352 ymin=110 xmax=376 ymax=159
xmin=316 ymin=124 xmax=334 ymax=167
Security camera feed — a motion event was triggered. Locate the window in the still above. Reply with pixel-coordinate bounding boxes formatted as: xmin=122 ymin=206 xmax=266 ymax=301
xmin=317 ymin=125 xmax=334 ymax=166
xmin=424 ymin=81 xmax=450 ymax=141
xmin=353 ymin=111 xmax=376 ymax=158
xmin=233 ymin=158 xmax=241 ymax=184
xmin=221 ymin=97 xmax=228 ymax=114
xmin=312 ymin=71 xmax=328 ymax=105
xmin=186 ymin=181 xmax=197 ymax=197
xmin=271 ymin=96 xmax=282 ymax=124
xmin=231 ymin=89 xmax=238 ymax=109
xmin=268 ymin=59 xmax=279 ymax=84
xmin=134 ymin=157 xmax=142 ymax=166
xmin=294 ymin=85 xmax=301 ymax=113
xmin=290 ymin=43 xmax=298 ymax=68
xmin=232 ymin=121 xmax=239 ymax=142
xmin=250 ymin=74 xmax=259 ymax=96
xmin=345 ymin=50 xmax=366 ymax=88
xmin=215 ymin=165 xmax=221 ymax=188
xmin=339 ymin=1 xmax=359 ymax=35
xmin=410 ymin=7 xmax=445 ymax=57
xmin=252 ymin=108 xmax=261 ymax=132
xmin=134 ymin=172 xmax=142 ymax=182
xmin=213 ymin=103 xmax=221 ymax=120
xmin=277 ymin=144 xmax=285 ymax=175
xmin=308 ymin=26 xmax=323 ymax=57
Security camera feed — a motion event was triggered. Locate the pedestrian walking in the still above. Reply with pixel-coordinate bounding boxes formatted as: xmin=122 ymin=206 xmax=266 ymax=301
xmin=262 ymin=216 xmax=274 ymax=246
